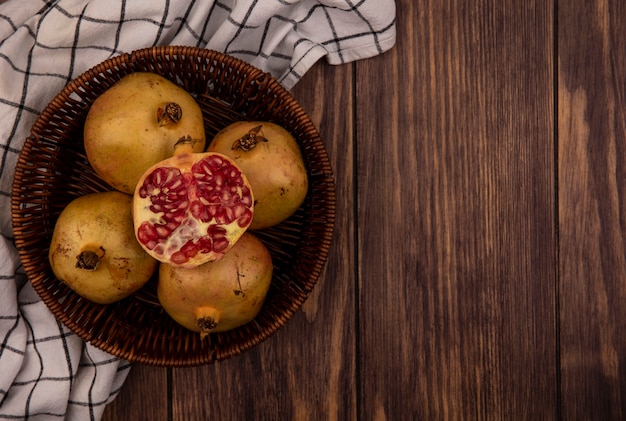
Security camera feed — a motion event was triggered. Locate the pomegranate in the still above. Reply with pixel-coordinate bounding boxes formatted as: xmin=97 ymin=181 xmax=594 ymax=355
xmin=48 ymin=191 xmax=158 ymax=304
xmin=208 ymin=121 xmax=308 ymax=230
xmin=84 ymin=72 xmax=206 ymax=194
xmin=133 ymin=137 xmax=254 ymax=268
xmin=157 ymin=232 xmax=273 ymax=337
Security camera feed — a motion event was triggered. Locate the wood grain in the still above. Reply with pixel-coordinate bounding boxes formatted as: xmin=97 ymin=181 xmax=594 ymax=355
xmin=355 ymin=1 xmax=556 ymax=419
xmin=102 ymin=364 xmax=168 ymax=420
xmin=558 ymin=1 xmax=626 ymax=419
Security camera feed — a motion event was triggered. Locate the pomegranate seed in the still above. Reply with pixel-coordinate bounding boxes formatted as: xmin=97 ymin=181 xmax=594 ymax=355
xmin=133 ymin=150 xmax=253 ymax=267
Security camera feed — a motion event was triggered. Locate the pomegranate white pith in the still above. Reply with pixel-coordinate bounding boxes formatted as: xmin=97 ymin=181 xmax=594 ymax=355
xmin=133 ymin=140 xmax=253 ymax=267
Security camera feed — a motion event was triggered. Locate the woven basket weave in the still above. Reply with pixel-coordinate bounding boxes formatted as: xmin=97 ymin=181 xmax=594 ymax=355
xmin=11 ymin=46 xmax=335 ymax=367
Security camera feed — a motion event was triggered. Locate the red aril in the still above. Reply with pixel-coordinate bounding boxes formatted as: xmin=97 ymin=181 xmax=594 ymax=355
xmin=133 ymin=137 xmax=253 ymax=267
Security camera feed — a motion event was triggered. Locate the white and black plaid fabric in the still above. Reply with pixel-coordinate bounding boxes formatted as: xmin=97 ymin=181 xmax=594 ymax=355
xmin=0 ymin=0 xmax=395 ymax=419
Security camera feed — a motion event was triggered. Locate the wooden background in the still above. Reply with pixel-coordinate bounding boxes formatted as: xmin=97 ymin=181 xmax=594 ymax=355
xmin=103 ymin=0 xmax=626 ymax=419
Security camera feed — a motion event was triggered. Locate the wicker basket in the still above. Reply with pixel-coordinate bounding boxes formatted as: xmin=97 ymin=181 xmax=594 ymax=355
xmin=11 ymin=46 xmax=335 ymax=367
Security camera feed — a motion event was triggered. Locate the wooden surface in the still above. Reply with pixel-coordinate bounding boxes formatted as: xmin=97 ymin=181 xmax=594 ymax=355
xmin=103 ymin=1 xmax=626 ymax=419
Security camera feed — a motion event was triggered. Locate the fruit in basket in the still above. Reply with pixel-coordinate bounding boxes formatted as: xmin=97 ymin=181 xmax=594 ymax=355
xmin=133 ymin=136 xmax=254 ymax=268
xmin=48 ymin=191 xmax=158 ymax=304
xmin=208 ymin=121 xmax=308 ymax=230
xmin=84 ymin=72 xmax=206 ymax=194
xmin=157 ymin=232 xmax=273 ymax=337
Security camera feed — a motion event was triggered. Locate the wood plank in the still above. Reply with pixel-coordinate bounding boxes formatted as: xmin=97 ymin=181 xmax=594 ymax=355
xmin=356 ymin=1 xmax=557 ymax=419
xmin=102 ymin=365 xmax=169 ymax=420
xmin=558 ymin=1 xmax=626 ymax=419
xmin=168 ymin=62 xmax=357 ymax=420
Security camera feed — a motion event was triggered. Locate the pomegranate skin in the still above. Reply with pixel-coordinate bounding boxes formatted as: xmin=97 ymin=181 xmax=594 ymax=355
xmin=133 ymin=142 xmax=254 ymax=268
xmin=208 ymin=121 xmax=308 ymax=230
xmin=157 ymin=232 xmax=273 ymax=336
xmin=48 ymin=191 xmax=158 ymax=304
xmin=84 ymin=72 xmax=206 ymax=194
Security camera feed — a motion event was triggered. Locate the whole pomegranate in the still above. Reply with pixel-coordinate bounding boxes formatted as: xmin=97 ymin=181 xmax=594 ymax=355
xmin=48 ymin=191 xmax=158 ymax=304
xmin=208 ymin=121 xmax=308 ymax=230
xmin=84 ymin=72 xmax=206 ymax=194
xmin=133 ymin=137 xmax=254 ymax=268
xmin=158 ymin=232 xmax=273 ymax=337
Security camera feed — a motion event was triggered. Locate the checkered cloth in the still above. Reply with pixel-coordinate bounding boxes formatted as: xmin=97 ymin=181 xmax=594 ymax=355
xmin=0 ymin=0 xmax=395 ymax=419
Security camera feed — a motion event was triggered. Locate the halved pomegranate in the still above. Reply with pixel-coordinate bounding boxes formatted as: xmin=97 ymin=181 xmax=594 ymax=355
xmin=133 ymin=137 xmax=253 ymax=267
